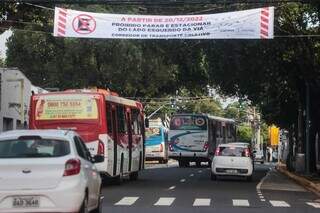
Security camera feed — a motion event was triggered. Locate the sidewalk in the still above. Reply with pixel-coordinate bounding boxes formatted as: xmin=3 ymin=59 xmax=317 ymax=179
xmin=276 ymin=163 xmax=320 ymax=197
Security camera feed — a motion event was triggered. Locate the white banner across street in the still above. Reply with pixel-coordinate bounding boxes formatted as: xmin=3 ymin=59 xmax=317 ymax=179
xmin=54 ymin=7 xmax=274 ymax=39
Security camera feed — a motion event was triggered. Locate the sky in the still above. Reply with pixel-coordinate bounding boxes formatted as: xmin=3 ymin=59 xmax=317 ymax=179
xmin=0 ymin=29 xmax=12 ymax=59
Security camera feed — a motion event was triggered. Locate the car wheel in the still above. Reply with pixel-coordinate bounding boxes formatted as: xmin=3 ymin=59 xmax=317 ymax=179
xmin=79 ymin=194 xmax=89 ymax=213
xmin=210 ymin=172 xmax=217 ymax=181
xmin=260 ymin=161 xmax=264 ymax=164
xmin=129 ymin=171 xmax=138 ymax=181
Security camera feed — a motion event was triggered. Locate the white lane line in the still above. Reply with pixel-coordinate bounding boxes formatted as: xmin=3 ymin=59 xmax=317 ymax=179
xmin=269 ymin=200 xmax=290 ymax=207
xmin=306 ymin=202 xmax=320 ymax=208
xmin=190 ymin=174 xmax=194 ymax=177
xmin=180 ymin=179 xmax=186 ymax=183
xmin=168 ymin=186 xmax=176 ymax=190
xmin=232 ymin=199 xmax=250 ymax=207
xmin=193 ymin=198 xmax=211 ymax=206
xmin=115 ymin=197 xmax=139 ymax=206
xmin=198 ymin=170 xmax=203 ymax=173
xmin=256 ymin=169 xmax=272 ymax=191
xmin=259 ymin=196 xmax=264 ymax=199
xmin=154 ymin=197 xmax=175 ymax=206
xmin=261 ymin=199 xmax=266 ymax=202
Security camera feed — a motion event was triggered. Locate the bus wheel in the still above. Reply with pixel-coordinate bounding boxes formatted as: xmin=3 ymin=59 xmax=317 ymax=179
xmin=129 ymin=171 xmax=139 ymax=181
xmin=211 ymin=172 xmax=217 ymax=181
xmin=178 ymin=160 xmax=184 ymax=168
xmin=114 ymin=175 xmax=123 ymax=185
xmin=196 ymin=161 xmax=201 ymax=167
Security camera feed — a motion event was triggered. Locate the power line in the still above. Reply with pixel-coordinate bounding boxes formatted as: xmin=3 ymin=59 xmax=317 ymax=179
xmin=23 ymin=2 xmax=54 ymax=11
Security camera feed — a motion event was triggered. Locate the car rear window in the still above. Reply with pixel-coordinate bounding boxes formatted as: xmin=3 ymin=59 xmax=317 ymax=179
xmin=0 ymin=138 xmax=70 ymax=158
xmin=219 ymin=146 xmax=247 ymax=157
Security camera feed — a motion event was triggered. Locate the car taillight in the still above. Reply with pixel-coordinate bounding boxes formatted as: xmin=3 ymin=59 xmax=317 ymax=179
xmin=215 ymin=147 xmax=220 ymax=156
xmin=243 ymin=148 xmax=250 ymax=157
xmin=97 ymin=140 xmax=105 ymax=156
xmin=203 ymin=142 xmax=209 ymax=151
xmin=63 ymin=159 xmax=81 ymax=176
xmin=169 ymin=143 xmax=174 ymax=151
xmin=159 ymin=143 xmax=163 ymax=152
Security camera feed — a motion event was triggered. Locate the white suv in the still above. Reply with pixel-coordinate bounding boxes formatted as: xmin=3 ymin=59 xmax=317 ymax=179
xmin=211 ymin=143 xmax=253 ymax=181
xmin=0 ymin=129 xmax=103 ymax=213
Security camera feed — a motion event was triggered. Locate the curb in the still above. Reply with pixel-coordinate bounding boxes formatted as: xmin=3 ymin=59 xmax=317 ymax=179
xmin=276 ymin=165 xmax=320 ymax=198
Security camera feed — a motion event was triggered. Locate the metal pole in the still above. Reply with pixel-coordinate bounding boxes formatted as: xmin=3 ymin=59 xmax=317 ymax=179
xmin=305 ymin=81 xmax=310 ymax=175
xmin=20 ymin=79 xmax=24 ymax=124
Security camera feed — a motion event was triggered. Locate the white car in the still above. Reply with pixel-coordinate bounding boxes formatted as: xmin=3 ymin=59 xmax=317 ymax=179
xmin=211 ymin=143 xmax=253 ymax=181
xmin=253 ymin=150 xmax=264 ymax=164
xmin=0 ymin=129 xmax=103 ymax=213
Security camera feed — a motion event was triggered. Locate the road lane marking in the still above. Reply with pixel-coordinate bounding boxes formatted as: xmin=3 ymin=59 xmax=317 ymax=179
xmin=261 ymin=199 xmax=266 ymax=202
xmin=269 ymin=200 xmax=290 ymax=207
xmin=198 ymin=170 xmax=203 ymax=173
xmin=259 ymin=196 xmax=264 ymax=199
xmin=232 ymin=199 xmax=250 ymax=207
xmin=190 ymin=174 xmax=194 ymax=177
xmin=306 ymin=202 xmax=320 ymax=208
xmin=193 ymin=198 xmax=211 ymax=206
xmin=256 ymin=169 xmax=272 ymax=191
xmin=180 ymin=179 xmax=186 ymax=182
xmin=168 ymin=186 xmax=176 ymax=190
xmin=115 ymin=197 xmax=139 ymax=206
xmin=154 ymin=197 xmax=175 ymax=206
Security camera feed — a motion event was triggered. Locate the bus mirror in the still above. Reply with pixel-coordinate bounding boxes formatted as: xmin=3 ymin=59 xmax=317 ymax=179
xmin=145 ymin=118 xmax=149 ymax=128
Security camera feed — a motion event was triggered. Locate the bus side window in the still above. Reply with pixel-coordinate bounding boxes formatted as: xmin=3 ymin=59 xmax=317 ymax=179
xmin=117 ymin=105 xmax=127 ymax=133
xmin=227 ymin=124 xmax=231 ymax=138
xmin=131 ymin=109 xmax=140 ymax=135
xmin=216 ymin=122 xmax=221 ymax=138
xmin=106 ymin=102 xmax=113 ymax=134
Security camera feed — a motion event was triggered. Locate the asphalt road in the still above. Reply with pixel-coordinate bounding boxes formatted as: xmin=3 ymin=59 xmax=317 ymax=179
xmin=100 ymin=161 xmax=320 ymax=213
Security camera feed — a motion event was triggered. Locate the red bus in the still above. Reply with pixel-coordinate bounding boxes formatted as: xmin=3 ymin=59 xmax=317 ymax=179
xmin=29 ymin=89 xmax=145 ymax=181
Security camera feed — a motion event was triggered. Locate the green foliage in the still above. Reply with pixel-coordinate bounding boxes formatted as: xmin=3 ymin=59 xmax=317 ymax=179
xmin=4 ymin=3 xmax=320 ymax=133
xmin=237 ymin=125 xmax=252 ymax=143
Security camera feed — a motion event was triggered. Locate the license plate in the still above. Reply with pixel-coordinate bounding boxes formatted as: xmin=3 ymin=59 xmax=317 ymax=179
xmin=12 ymin=196 xmax=40 ymax=208
xmin=226 ymin=169 xmax=238 ymax=174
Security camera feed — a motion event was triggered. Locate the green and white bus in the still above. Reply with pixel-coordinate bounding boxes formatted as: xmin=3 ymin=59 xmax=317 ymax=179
xmin=168 ymin=114 xmax=236 ymax=167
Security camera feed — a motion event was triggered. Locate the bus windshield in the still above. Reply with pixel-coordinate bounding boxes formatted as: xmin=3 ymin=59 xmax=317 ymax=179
xmin=170 ymin=115 xmax=207 ymax=130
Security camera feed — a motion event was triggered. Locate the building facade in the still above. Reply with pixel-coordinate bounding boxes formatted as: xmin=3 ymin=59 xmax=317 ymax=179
xmin=0 ymin=67 xmax=32 ymax=132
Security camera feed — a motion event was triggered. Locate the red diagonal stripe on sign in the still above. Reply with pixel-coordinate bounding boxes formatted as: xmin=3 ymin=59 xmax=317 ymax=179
xmin=59 ymin=8 xmax=68 ymax=13
xmin=261 ymin=10 xmax=269 ymax=17
xmin=261 ymin=35 xmax=268 ymax=39
xmin=261 ymin=22 xmax=268 ymax=31
xmin=261 ymin=16 xmax=269 ymax=23
xmin=58 ymin=22 xmax=66 ymax=29
xmin=58 ymin=28 xmax=66 ymax=35
xmin=59 ymin=16 xmax=66 ymax=23
xmin=263 ymin=7 xmax=269 ymax=11
xmin=59 ymin=10 xmax=67 ymax=17
xmin=261 ymin=29 xmax=268 ymax=37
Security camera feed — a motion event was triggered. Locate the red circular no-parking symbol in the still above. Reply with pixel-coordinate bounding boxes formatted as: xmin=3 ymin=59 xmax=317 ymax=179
xmin=72 ymin=14 xmax=96 ymax=35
